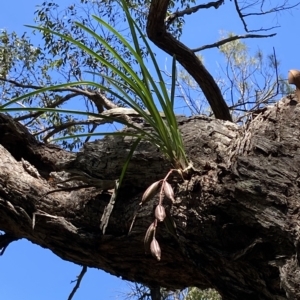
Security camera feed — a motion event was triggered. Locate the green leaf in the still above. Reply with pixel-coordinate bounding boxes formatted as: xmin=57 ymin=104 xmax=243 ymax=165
xmin=2 ymin=0 xmax=188 ymax=171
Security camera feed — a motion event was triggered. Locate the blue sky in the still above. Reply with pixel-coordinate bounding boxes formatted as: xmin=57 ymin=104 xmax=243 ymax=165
xmin=0 ymin=1 xmax=299 ymax=299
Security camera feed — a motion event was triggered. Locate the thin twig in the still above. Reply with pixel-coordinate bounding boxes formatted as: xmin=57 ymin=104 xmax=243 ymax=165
xmin=233 ymin=0 xmax=249 ymax=32
xmin=17 ymin=93 xmax=78 ymax=122
xmin=243 ymin=2 xmax=300 ymax=17
xmin=192 ymin=33 xmax=276 ymax=52
xmin=233 ymin=0 xmax=296 ymax=33
xmin=38 ymin=119 xmax=110 ymax=142
xmin=0 ymin=76 xmax=118 ymax=116
xmin=0 ymin=76 xmax=85 ymax=93
xmin=165 ymin=0 xmax=224 ymax=26
xmin=67 ymin=266 xmax=88 ymax=300
xmin=273 ymin=47 xmax=279 ymax=96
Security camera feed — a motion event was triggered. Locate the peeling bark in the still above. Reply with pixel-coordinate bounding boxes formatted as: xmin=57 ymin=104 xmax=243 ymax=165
xmin=1 ymin=96 xmax=300 ymax=299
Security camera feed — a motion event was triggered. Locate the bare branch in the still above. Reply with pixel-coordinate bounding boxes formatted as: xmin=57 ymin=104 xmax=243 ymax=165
xmin=67 ymin=266 xmax=87 ymax=300
xmin=84 ymin=123 xmax=98 ymax=144
xmin=147 ymin=0 xmax=232 ymax=121
xmin=192 ymin=33 xmax=276 ymax=52
xmin=0 ymin=76 xmax=77 ymax=92
xmin=273 ymin=47 xmax=280 ymax=97
xmin=37 ymin=119 xmax=111 ymax=143
xmin=243 ymin=2 xmax=300 ymax=17
xmin=0 ymin=77 xmax=119 ymax=116
xmin=165 ymin=0 xmax=224 ymax=27
xmin=40 ymin=107 xmax=160 ymax=142
xmin=15 ymin=93 xmax=79 ymax=122
xmin=233 ymin=0 xmax=251 ymax=32
xmin=233 ymin=0 xmax=299 ymax=33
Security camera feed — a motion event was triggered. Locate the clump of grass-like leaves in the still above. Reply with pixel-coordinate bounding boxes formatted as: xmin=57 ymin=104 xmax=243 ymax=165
xmin=1 ymin=0 xmax=188 ymax=170
xmin=0 ymin=0 xmax=189 ymax=259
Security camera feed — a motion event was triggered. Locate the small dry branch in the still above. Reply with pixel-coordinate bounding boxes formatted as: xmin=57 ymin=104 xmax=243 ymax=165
xmin=67 ymin=266 xmax=88 ymax=300
xmin=192 ymin=33 xmax=276 ymax=52
xmin=165 ymin=0 xmax=224 ymax=26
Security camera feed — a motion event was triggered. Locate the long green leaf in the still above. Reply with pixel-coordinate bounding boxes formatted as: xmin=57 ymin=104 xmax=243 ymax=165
xmin=170 ymin=55 xmax=177 ymax=109
xmin=2 ymin=0 xmax=188 ymax=169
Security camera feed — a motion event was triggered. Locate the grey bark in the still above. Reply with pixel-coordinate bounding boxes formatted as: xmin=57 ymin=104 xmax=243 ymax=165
xmin=1 ymin=96 xmax=300 ymax=299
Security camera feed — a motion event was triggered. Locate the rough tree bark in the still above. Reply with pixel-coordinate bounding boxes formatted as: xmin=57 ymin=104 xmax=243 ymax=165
xmin=1 ymin=95 xmax=300 ymax=299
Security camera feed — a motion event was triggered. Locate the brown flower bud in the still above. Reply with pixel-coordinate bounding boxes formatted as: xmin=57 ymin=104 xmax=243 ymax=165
xmin=163 ymin=181 xmax=175 ymax=203
xmin=150 ymin=237 xmax=161 ymax=261
xmin=144 ymin=222 xmax=156 ymax=254
xmin=155 ymin=204 xmax=166 ymax=222
xmin=140 ymin=180 xmax=162 ymax=206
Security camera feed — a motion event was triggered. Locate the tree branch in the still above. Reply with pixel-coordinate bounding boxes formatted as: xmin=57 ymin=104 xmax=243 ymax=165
xmin=165 ymin=0 xmax=224 ymax=27
xmin=0 ymin=76 xmax=83 ymax=93
xmin=0 ymin=112 xmax=75 ymax=177
xmin=233 ymin=0 xmax=299 ymax=33
xmin=67 ymin=266 xmax=87 ymax=300
xmin=0 ymin=77 xmax=119 ymax=116
xmin=243 ymin=2 xmax=300 ymax=17
xmin=233 ymin=0 xmax=251 ymax=32
xmin=15 ymin=92 xmax=79 ymax=122
xmin=147 ymin=0 xmax=232 ymax=121
xmin=37 ymin=119 xmax=110 ymax=143
xmin=192 ymin=33 xmax=276 ymax=52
